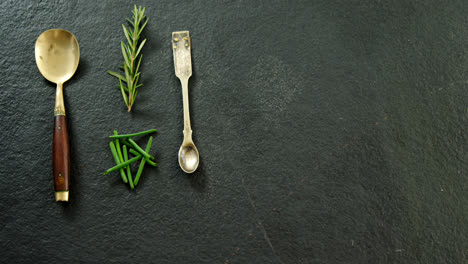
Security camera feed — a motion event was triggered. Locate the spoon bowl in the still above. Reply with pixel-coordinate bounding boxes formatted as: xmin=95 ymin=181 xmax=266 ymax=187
xmin=35 ymin=29 xmax=79 ymax=84
xmin=35 ymin=29 xmax=79 ymax=202
xmin=179 ymin=143 xmax=199 ymax=173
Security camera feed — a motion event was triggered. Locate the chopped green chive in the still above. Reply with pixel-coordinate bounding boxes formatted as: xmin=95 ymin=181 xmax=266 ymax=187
xmin=134 ymin=136 xmax=152 ymax=186
xmin=104 ymin=154 xmax=142 ymax=175
xmin=128 ymin=148 xmax=140 ymax=156
xmin=123 ymin=145 xmax=134 ymax=189
xmin=114 ymin=131 xmax=124 ymax=163
xmin=127 ymin=138 xmax=154 ymax=160
xmin=146 ymin=159 xmax=158 ymax=167
xmin=128 ymin=148 xmax=157 ymax=167
xmin=121 ymin=140 xmax=154 ymax=160
xmin=106 ymin=129 xmax=157 ymax=189
xmin=109 ymin=142 xmax=128 ymax=183
xmin=109 ymin=129 xmax=157 ymax=139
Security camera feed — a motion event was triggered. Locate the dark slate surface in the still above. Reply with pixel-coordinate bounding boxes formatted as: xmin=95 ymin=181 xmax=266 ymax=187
xmin=1 ymin=0 xmax=468 ymax=263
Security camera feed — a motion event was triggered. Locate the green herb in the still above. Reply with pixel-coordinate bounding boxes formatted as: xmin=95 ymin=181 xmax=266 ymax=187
xmin=109 ymin=142 xmax=128 ymax=183
xmin=146 ymin=159 xmax=158 ymax=167
xmin=126 ymin=138 xmax=154 ymax=160
xmin=114 ymin=131 xmax=124 ymax=163
xmin=104 ymin=154 xmax=142 ymax=174
xmin=123 ymin=145 xmax=135 ymax=189
xmin=121 ymin=140 xmax=154 ymax=160
xmin=129 ymin=148 xmax=158 ymax=167
xmin=107 ymin=5 xmax=148 ymax=112
xmin=109 ymin=129 xmax=157 ymax=139
xmin=129 ymin=148 xmax=140 ymax=156
xmin=134 ymin=136 xmax=153 ymax=186
xmin=105 ymin=129 xmax=157 ymax=190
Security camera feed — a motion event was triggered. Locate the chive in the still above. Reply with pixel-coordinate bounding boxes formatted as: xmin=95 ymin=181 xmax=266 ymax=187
xmin=129 ymin=148 xmax=157 ymax=167
xmin=128 ymin=148 xmax=140 ymax=156
xmin=127 ymin=138 xmax=154 ymax=160
xmin=146 ymin=159 xmax=158 ymax=167
xmin=120 ymin=139 xmax=132 ymax=148
xmin=109 ymin=142 xmax=128 ymax=183
xmin=134 ymin=160 xmax=145 ymax=186
xmin=121 ymin=140 xmax=154 ymax=160
xmin=104 ymin=154 xmax=141 ymax=174
xmin=123 ymin=145 xmax=134 ymax=189
xmin=109 ymin=129 xmax=157 ymax=139
xmin=134 ymin=136 xmax=152 ymax=186
xmin=114 ymin=131 xmax=124 ymax=163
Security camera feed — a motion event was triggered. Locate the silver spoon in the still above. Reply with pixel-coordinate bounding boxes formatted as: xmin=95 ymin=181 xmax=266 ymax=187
xmin=172 ymin=31 xmax=199 ymax=173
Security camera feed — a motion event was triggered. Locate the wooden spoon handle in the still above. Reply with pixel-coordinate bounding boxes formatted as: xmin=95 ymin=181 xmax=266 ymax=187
xmin=53 ymin=115 xmax=70 ymax=202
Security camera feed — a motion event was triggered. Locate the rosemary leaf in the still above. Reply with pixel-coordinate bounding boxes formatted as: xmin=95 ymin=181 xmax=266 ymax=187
xmin=124 ymin=68 xmax=131 ymax=89
xmin=120 ymin=42 xmax=130 ymax=68
xmin=135 ymin=54 xmax=143 ymax=76
xmin=124 ymin=45 xmax=132 ymax=58
xmin=107 ymin=71 xmax=127 ymax=82
xmin=134 ymin=73 xmax=141 ymax=87
xmin=116 ymin=84 xmax=129 ymax=92
xmin=131 ymin=90 xmax=138 ymax=105
xmin=136 ymin=39 xmax=146 ymax=58
xmin=133 ymin=72 xmax=141 ymax=83
xmin=122 ymin=25 xmax=132 ymax=45
xmin=119 ymin=78 xmax=129 ymax=106
xmin=139 ymin=19 xmax=148 ymax=35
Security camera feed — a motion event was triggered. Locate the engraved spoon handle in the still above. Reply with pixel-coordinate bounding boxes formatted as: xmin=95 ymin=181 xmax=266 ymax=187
xmin=180 ymin=77 xmax=192 ymax=137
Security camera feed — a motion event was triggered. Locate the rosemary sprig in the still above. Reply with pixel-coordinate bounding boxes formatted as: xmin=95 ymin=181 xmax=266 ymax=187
xmin=107 ymin=5 xmax=148 ymax=112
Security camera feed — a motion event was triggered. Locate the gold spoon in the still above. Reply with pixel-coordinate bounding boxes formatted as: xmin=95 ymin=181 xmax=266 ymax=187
xmin=35 ymin=29 xmax=80 ymax=201
xmin=172 ymin=31 xmax=199 ymax=173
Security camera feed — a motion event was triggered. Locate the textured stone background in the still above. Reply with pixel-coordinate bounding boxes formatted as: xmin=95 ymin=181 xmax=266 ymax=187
xmin=1 ymin=0 xmax=468 ymax=263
